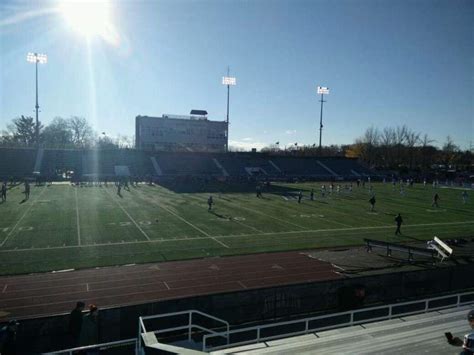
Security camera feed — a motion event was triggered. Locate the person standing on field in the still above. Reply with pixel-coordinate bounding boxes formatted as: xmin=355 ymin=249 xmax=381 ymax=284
xmin=395 ymin=213 xmax=403 ymax=235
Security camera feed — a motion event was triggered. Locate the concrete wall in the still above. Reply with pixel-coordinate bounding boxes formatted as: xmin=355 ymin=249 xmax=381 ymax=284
xmin=14 ymin=263 xmax=474 ymax=353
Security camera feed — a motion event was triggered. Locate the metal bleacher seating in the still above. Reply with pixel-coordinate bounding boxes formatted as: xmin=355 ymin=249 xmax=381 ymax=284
xmin=0 ymin=148 xmax=37 ymax=179
xmin=217 ymin=304 xmax=473 ymax=354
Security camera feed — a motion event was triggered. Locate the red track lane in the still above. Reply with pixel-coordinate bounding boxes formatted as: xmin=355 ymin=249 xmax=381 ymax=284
xmin=0 ymin=251 xmax=343 ymax=321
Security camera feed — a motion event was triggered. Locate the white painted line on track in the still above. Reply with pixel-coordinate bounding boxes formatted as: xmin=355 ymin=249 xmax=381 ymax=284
xmin=163 ymin=281 xmax=170 ymax=290
xmin=238 ymin=281 xmax=247 ymax=289
xmin=0 ymin=220 xmax=472 ymax=253
xmin=104 ymin=188 xmax=151 ymax=241
xmin=74 ymin=188 xmax=81 ymax=246
xmin=2 ymin=284 xmax=7 ymax=293
xmin=0 ymin=187 xmax=46 ymax=248
xmin=212 ymin=237 xmax=230 ymax=248
xmin=86 ymin=283 xmax=89 ymax=292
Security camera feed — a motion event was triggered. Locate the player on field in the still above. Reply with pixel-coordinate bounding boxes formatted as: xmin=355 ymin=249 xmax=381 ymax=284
xmin=117 ymin=182 xmax=122 ymax=195
xmin=208 ymin=195 xmax=214 ymax=211
xmin=24 ymin=181 xmax=30 ymax=200
xmin=256 ymin=185 xmax=262 ymax=198
xmin=298 ymin=191 xmax=303 ymax=204
xmin=432 ymin=193 xmax=440 ymax=208
xmin=321 ymin=185 xmax=326 ymax=198
xmin=369 ymin=196 xmax=376 ymax=212
xmin=310 ymin=189 xmax=314 ymax=201
xmin=1 ymin=182 xmax=6 ymax=202
xmin=462 ymin=191 xmax=468 ymax=204
xmin=394 ymin=213 xmax=403 ymax=235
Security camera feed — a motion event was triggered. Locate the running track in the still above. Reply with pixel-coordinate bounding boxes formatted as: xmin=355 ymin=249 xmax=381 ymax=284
xmin=0 ymin=252 xmax=343 ymax=322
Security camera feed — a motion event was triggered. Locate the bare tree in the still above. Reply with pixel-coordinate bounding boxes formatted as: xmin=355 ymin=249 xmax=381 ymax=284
xmin=68 ymin=116 xmax=93 ymax=148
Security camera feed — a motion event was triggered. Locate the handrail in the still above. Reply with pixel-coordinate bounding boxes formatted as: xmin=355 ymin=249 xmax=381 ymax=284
xmin=203 ymin=290 xmax=474 ymax=351
xmin=138 ymin=309 xmax=229 ymax=353
xmin=43 ymin=338 xmax=137 ymax=354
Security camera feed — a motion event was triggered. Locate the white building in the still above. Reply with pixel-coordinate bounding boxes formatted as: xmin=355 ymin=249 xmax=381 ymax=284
xmin=135 ymin=110 xmax=228 ymax=152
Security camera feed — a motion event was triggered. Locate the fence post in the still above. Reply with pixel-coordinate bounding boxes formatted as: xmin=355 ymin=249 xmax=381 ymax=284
xmin=137 ymin=318 xmax=141 ymax=354
xmin=188 ymin=311 xmax=192 ymax=342
xmin=257 ymin=328 xmax=261 ymax=343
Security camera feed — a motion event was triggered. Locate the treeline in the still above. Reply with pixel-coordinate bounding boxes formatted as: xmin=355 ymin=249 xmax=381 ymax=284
xmin=261 ymin=125 xmax=472 ymax=173
xmin=0 ymin=116 xmax=133 ymax=149
xmin=347 ymin=126 xmax=472 ymax=172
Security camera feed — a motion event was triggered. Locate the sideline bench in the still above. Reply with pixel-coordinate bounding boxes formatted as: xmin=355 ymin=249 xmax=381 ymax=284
xmin=427 ymin=236 xmax=453 ymax=262
xmin=364 ymin=238 xmax=436 ymax=261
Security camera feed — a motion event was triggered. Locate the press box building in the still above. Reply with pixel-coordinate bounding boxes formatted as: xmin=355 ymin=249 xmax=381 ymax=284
xmin=135 ymin=110 xmax=228 ymax=152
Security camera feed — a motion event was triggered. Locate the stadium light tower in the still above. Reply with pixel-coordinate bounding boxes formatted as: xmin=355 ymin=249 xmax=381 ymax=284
xmin=317 ymin=86 xmax=329 ymax=153
xmin=222 ymin=68 xmax=236 ymax=153
xmin=27 ymin=52 xmax=47 ymax=148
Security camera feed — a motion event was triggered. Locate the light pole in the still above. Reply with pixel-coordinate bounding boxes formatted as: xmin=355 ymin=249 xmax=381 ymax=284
xmin=317 ymin=86 xmax=329 ymax=153
xmin=27 ymin=52 xmax=47 ymax=148
xmin=222 ymin=69 xmax=236 ymax=153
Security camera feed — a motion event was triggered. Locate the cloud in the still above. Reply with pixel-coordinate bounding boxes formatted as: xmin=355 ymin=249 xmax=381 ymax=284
xmin=229 ymin=139 xmax=267 ymax=151
xmin=242 ymin=137 xmax=253 ymax=141
xmin=285 ymin=130 xmax=297 ymax=135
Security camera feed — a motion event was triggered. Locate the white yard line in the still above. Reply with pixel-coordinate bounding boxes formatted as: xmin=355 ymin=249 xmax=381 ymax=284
xmin=136 ymin=189 xmax=213 ymax=238
xmin=212 ymin=237 xmax=230 ymax=248
xmin=104 ymin=188 xmax=151 ymax=241
xmin=0 ymin=187 xmax=46 ymax=248
xmin=0 ymin=220 xmax=472 ymax=253
xmin=232 ymin=219 xmax=264 ymax=233
xmin=74 ymin=188 xmax=81 ymax=246
xmin=160 ymin=204 xmax=212 ymax=237
xmin=225 ymin=199 xmax=308 ymax=230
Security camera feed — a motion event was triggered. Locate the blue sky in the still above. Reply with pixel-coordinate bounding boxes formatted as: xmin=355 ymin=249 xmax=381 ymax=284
xmin=0 ymin=0 xmax=472 ymax=150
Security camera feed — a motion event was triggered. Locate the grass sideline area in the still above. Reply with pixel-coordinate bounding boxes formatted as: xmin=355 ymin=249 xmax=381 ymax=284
xmin=0 ymin=182 xmax=473 ymax=275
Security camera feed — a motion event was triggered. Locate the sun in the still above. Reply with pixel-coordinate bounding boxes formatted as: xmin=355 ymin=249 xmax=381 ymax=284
xmin=59 ymin=0 xmax=113 ymax=39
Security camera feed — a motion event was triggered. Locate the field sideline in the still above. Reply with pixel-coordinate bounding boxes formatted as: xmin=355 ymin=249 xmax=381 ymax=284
xmin=0 ymin=182 xmax=473 ymax=275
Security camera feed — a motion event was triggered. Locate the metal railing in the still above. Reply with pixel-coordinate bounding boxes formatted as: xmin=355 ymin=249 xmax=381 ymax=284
xmin=202 ymin=290 xmax=474 ymax=351
xmin=138 ymin=309 xmax=229 ymax=353
xmin=43 ymin=338 xmax=137 ymax=354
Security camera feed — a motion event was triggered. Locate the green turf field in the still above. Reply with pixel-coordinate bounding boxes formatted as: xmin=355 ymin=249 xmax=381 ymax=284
xmin=0 ymin=182 xmax=473 ymax=275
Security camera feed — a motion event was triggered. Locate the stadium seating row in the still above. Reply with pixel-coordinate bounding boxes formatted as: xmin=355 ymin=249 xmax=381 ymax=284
xmin=0 ymin=147 xmax=372 ymax=180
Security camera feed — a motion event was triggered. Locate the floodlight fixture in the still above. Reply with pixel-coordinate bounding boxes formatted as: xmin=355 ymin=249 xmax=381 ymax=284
xmin=27 ymin=52 xmax=47 ymax=148
xmin=222 ymin=76 xmax=236 ymax=86
xmin=317 ymin=86 xmax=329 ymax=95
xmin=27 ymin=52 xmax=48 ymax=64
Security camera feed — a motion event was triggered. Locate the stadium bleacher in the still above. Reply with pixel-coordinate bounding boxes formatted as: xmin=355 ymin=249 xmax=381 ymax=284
xmin=319 ymin=157 xmax=373 ymax=178
xmin=270 ymin=156 xmax=331 ymax=177
xmin=154 ymin=152 xmax=222 ymax=176
xmin=0 ymin=147 xmax=37 ymax=179
xmin=0 ymin=147 xmax=375 ymax=181
xmin=216 ymin=305 xmax=473 ymax=354
xmin=215 ymin=153 xmax=281 ymax=177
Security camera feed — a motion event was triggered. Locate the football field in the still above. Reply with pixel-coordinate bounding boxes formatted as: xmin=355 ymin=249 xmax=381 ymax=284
xmin=0 ymin=182 xmax=473 ymax=275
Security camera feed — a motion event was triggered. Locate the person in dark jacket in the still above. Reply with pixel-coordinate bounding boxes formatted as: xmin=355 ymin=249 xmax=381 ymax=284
xmin=79 ymin=305 xmax=99 ymax=348
xmin=0 ymin=320 xmax=19 ymax=355
xmin=69 ymin=301 xmax=85 ymax=346
xmin=395 ymin=213 xmax=403 ymax=235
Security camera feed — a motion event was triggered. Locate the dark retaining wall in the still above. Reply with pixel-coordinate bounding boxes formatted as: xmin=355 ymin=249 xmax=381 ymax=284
xmin=13 ymin=263 xmax=474 ymax=354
